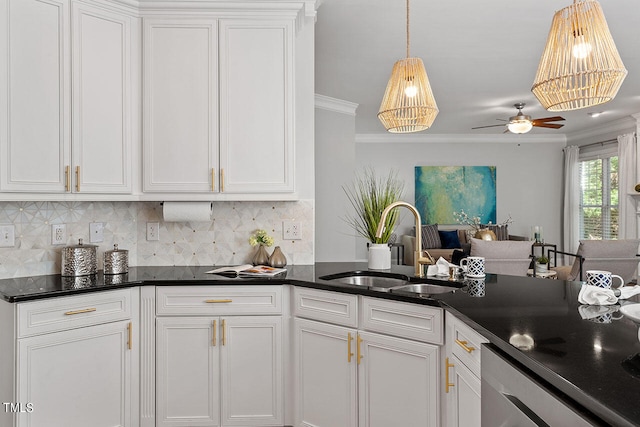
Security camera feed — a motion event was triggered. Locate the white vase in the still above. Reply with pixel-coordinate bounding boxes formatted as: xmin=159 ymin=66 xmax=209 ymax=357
xmin=535 ymin=262 xmax=548 ymax=273
xmin=368 ymin=243 xmax=391 ymax=270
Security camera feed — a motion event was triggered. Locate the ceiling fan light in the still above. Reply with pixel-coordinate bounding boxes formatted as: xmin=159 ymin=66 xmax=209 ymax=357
xmin=531 ymin=0 xmax=627 ymax=112
xmin=507 ymin=120 xmax=533 ymax=134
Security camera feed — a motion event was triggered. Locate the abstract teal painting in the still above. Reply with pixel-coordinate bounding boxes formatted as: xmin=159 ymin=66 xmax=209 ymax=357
xmin=415 ymin=166 xmax=496 ymax=225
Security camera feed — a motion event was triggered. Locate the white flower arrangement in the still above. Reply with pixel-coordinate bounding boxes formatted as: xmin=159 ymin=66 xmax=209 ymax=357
xmin=249 ymin=229 xmax=274 ymax=247
xmin=453 ymin=210 xmax=513 ymax=233
xmin=453 ymin=210 xmax=483 ymax=233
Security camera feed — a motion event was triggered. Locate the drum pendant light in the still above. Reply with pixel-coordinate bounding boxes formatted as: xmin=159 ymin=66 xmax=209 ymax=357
xmin=531 ymin=0 xmax=627 ymax=111
xmin=378 ymin=0 xmax=438 ymax=133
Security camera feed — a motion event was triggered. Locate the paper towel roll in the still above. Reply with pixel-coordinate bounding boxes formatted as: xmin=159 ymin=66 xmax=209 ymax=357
xmin=163 ymin=202 xmax=213 ymax=222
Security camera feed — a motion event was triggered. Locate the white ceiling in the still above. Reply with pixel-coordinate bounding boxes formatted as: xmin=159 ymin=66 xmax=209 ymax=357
xmin=314 ymin=0 xmax=640 ymax=136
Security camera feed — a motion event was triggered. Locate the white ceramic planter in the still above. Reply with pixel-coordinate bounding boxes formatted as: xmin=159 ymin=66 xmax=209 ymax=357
xmin=368 ymin=243 xmax=391 ymax=270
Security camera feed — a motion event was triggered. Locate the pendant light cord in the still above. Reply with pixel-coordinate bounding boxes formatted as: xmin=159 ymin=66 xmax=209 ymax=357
xmin=406 ymin=0 xmax=410 ymax=58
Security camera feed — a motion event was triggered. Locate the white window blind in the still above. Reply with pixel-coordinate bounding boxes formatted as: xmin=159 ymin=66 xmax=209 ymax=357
xmin=578 ymin=149 xmax=618 ymax=239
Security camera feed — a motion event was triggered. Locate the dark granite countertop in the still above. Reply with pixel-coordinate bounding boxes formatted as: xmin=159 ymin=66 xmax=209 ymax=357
xmin=1 ymin=262 xmax=639 ymax=426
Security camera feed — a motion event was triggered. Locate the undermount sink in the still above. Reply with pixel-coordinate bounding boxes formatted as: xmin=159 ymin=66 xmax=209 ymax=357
xmin=389 ymin=283 xmax=460 ymax=296
xmin=319 ymin=271 xmax=410 ymax=290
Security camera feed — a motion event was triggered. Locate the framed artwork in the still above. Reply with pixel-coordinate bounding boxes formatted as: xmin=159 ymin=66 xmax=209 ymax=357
xmin=415 ymin=166 xmax=496 ymax=225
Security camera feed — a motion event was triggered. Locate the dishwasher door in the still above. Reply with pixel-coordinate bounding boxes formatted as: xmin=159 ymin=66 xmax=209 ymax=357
xmin=481 ymin=343 xmax=604 ymax=426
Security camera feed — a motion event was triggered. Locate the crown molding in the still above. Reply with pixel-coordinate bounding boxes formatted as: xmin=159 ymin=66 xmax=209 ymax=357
xmin=355 ymin=132 xmax=566 ymax=145
xmin=315 ymin=94 xmax=359 ymax=116
xmin=565 ymin=115 xmax=638 ymax=145
xmin=111 ymin=0 xmax=314 ymax=20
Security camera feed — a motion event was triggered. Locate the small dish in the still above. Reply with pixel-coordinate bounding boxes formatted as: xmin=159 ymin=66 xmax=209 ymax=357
xmin=620 ymin=304 xmax=640 ymax=323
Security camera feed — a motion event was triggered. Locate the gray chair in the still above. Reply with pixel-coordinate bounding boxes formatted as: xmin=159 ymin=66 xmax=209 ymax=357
xmin=550 ymin=239 xmax=640 ymax=284
xmin=470 ymin=238 xmax=533 ymax=276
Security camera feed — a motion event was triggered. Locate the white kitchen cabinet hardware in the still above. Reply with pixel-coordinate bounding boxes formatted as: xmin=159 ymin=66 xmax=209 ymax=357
xmin=293 ymin=293 xmax=442 ymax=426
xmin=0 ymin=0 xmax=135 ymax=194
xmin=0 ymin=288 xmax=139 ymax=427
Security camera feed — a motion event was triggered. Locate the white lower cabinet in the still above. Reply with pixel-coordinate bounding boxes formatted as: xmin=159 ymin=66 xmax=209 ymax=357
xmin=17 ymin=320 xmax=134 ymax=427
xmin=293 ymin=288 xmax=441 ymax=427
xmin=444 ymin=311 xmax=487 ymax=427
xmin=294 ymin=319 xmax=357 ymax=427
xmin=154 ymin=286 xmax=283 ymax=427
xmin=0 ymin=288 xmax=139 ymax=427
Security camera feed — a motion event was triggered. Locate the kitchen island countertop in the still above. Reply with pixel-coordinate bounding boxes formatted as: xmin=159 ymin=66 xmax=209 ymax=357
xmin=1 ymin=262 xmax=639 ymax=426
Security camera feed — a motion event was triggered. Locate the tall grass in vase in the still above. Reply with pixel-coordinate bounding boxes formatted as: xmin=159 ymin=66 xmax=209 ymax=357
xmin=343 ymin=168 xmax=405 ymax=244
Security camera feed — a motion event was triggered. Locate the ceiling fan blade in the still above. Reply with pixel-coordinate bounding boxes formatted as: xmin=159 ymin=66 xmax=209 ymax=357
xmin=471 ymin=124 xmax=506 ymax=130
xmin=533 ymin=122 xmax=564 ymax=129
xmin=532 ymin=116 xmax=565 ymax=124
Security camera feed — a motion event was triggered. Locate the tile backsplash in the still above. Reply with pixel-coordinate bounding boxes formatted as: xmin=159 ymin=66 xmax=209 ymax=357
xmin=0 ymin=200 xmax=314 ymax=279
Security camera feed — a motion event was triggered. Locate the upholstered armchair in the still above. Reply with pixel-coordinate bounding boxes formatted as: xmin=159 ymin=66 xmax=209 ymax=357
xmin=469 ymin=238 xmax=534 ymax=276
xmin=549 ymin=239 xmax=640 ymax=284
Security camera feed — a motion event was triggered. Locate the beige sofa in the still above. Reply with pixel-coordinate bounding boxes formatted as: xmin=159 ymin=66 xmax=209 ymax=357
xmin=402 ymin=224 xmax=526 ymax=265
xmin=401 ymin=229 xmax=469 ymax=264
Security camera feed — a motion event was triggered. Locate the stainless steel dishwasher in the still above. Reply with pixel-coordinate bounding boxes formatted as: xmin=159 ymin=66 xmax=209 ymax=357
xmin=481 ymin=343 xmax=606 ymax=426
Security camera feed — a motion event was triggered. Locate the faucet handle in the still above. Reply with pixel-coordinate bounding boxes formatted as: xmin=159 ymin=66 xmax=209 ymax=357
xmin=421 ymin=250 xmax=435 ymax=265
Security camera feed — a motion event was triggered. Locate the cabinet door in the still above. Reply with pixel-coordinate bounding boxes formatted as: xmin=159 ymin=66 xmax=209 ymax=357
xmin=156 ymin=317 xmax=219 ymax=427
xmin=294 ymin=318 xmax=357 ymax=427
xmin=358 ymin=331 xmax=440 ymax=427
xmin=220 ymin=316 xmax=283 ymax=426
xmin=218 ymin=19 xmax=294 ymax=194
xmin=71 ymin=2 xmax=132 ymax=193
xmin=445 ymin=354 xmax=481 ymax=427
xmin=143 ymin=18 xmax=218 ymax=193
xmin=16 ymin=320 xmax=133 ymax=427
xmin=0 ymin=0 xmax=71 ymax=192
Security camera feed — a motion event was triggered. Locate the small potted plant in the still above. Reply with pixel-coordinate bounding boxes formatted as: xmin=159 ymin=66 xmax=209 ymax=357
xmin=535 ymin=255 xmax=549 ymax=273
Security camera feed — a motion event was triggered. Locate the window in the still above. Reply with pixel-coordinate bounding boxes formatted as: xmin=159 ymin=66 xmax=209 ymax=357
xmin=579 ymin=152 xmax=618 ymax=239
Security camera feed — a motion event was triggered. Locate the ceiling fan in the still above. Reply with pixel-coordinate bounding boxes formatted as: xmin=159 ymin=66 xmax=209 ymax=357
xmin=472 ymin=103 xmax=565 ymax=134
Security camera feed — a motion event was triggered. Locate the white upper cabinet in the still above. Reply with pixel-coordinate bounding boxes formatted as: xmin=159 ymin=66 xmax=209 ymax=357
xmin=0 ymin=0 xmax=135 ymax=195
xmin=218 ymin=19 xmax=294 ymax=194
xmin=0 ymin=0 xmax=71 ymax=193
xmin=71 ymin=2 xmax=133 ymax=194
xmin=143 ymin=15 xmax=295 ymax=197
xmin=142 ymin=18 xmax=219 ymax=193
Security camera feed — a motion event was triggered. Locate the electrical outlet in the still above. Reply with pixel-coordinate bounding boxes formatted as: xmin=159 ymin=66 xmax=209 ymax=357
xmin=51 ymin=224 xmax=67 ymax=245
xmin=0 ymin=225 xmax=15 ymax=247
xmin=147 ymin=222 xmax=160 ymax=241
xmin=89 ymin=222 xmax=104 ymax=243
xmin=283 ymin=220 xmax=301 ymax=240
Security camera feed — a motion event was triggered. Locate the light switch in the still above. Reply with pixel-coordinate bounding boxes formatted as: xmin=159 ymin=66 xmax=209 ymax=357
xmin=0 ymin=225 xmax=15 ymax=247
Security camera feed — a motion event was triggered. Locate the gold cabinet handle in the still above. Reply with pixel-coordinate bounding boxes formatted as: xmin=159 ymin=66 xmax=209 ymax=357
xmin=347 ymin=332 xmax=354 ymax=363
xmin=356 ymin=334 xmax=363 ymax=365
xmin=205 ymin=299 xmax=233 ymax=304
xmin=445 ymin=357 xmax=455 ymax=393
xmin=75 ymin=166 xmax=80 ymax=192
xmin=212 ymin=320 xmax=217 ymax=346
xmin=220 ymin=168 xmax=225 ymax=192
xmin=211 ymin=168 xmax=215 ymax=192
xmin=65 ymin=165 xmax=70 ymax=192
xmin=455 ymin=339 xmax=476 ymax=353
xmin=127 ymin=322 xmax=132 ymax=350
xmin=221 ymin=319 xmax=226 ymax=346
xmin=64 ymin=307 xmax=96 ymax=316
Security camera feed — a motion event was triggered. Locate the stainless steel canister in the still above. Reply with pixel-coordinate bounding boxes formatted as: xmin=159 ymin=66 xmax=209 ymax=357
xmin=104 ymin=244 xmax=129 ymax=275
xmin=61 ymin=239 xmax=98 ymax=276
